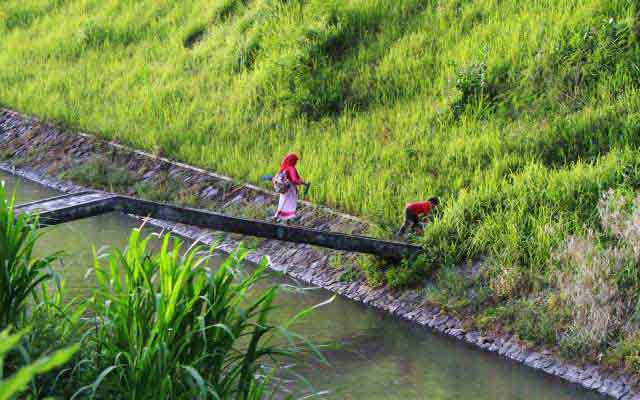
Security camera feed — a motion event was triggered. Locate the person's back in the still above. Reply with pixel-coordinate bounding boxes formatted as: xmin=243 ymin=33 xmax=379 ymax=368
xmin=398 ymin=197 xmax=439 ymax=237
xmin=406 ymin=201 xmax=434 ymax=218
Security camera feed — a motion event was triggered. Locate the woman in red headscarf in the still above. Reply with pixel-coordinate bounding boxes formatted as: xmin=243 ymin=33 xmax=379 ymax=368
xmin=273 ymin=153 xmax=305 ymax=222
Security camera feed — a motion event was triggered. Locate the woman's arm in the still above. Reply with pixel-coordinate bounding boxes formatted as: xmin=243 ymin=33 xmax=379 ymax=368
xmin=287 ymin=167 xmax=303 ymax=185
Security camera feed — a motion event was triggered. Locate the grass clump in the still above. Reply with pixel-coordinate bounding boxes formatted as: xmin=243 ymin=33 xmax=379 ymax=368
xmin=63 ymin=157 xmax=136 ymax=193
xmin=78 ymin=231 xmax=310 ymax=399
xmin=0 ymin=183 xmax=86 ymax=398
xmin=425 ymin=266 xmax=474 ymax=312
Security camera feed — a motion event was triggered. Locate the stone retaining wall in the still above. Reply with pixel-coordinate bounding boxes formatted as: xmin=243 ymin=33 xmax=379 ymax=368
xmin=1 ymin=108 xmax=637 ymax=399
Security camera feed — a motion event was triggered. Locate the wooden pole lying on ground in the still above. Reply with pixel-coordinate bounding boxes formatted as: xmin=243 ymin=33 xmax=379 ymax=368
xmin=15 ymin=191 xmax=423 ymax=260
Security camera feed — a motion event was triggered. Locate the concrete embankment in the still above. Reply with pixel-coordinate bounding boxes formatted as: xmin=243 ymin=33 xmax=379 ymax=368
xmin=1 ymin=108 xmax=637 ymax=399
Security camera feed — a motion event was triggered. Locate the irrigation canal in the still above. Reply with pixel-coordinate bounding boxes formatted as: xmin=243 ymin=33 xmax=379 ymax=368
xmin=3 ymin=171 xmax=604 ymax=400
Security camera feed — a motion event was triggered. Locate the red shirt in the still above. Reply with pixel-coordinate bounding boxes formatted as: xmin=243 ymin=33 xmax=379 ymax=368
xmin=406 ymin=201 xmax=433 ymax=217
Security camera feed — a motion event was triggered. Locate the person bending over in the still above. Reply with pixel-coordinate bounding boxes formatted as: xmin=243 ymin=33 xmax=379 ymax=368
xmin=398 ymin=197 xmax=439 ymax=236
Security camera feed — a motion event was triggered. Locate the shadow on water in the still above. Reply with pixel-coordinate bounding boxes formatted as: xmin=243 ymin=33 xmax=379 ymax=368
xmin=2 ymin=172 xmax=605 ymax=400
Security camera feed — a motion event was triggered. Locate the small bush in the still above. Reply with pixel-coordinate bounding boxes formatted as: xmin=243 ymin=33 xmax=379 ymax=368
xmin=76 ymin=20 xmax=143 ymax=49
xmin=243 ymin=203 xmax=269 ymax=219
xmin=385 ymin=261 xmax=417 ymax=288
xmin=356 ymin=254 xmax=385 ymax=288
xmin=475 ymin=305 xmax=510 ymax=331
xmin=231 ymin=32 xmax=262 ymax=72
xmin=134 ymin=173 xmax=203 ymax=207
xmin=554 ymin=232 xmax=625 ymax=349
xmin=450 ymin=53 xmax=489 ymax=116
xmin=606 ymin=332 xmax=640 ymax=373
xmin=425 ymin=266 xmax=470 ymax=310
xmin=339 ymin=266 xmax=359 ymax=282
xmin=487 ymin=262 xmax=524 ymax=300
xmin=512 ymin=297 xmax=564 ymax=346
xmin=598 ymin=188 xmax=640 ymax=261
xmin=329 ymin=253 xmax=344 ymax=269
xmin=1 ymin=5 xmax=44 ymax=31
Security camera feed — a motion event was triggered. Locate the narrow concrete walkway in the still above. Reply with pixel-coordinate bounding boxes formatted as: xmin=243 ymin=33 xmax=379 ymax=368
xmin=15 ymin=191 xmax=423 ymax=260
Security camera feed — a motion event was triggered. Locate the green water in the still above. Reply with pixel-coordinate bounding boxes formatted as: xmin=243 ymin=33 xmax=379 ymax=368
xmin=3 ymin=173 xmax=603 ymax=400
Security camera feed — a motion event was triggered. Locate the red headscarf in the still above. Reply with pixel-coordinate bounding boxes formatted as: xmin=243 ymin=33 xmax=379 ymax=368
xmin=279 ymin=153 xmax=299 ymax=172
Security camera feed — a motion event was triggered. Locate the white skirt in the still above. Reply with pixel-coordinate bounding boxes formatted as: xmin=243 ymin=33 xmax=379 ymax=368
xmin=276 ymin=185 xmax=298 ymax=220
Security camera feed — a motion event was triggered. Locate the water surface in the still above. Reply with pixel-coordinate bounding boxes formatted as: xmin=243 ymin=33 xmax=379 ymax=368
xmin=3 ymin=172 xmax=603 ymax=400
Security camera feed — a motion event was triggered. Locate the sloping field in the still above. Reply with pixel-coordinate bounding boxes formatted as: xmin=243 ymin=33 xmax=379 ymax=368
xmin=2 ymin=0 xmax=640 ymax=369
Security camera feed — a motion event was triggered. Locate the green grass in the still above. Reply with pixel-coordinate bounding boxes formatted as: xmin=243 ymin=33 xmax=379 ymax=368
xmin=1 ymin=0 xmax=636 ymax=216
xmin=1 ymin=0 xmax=640 ymax=364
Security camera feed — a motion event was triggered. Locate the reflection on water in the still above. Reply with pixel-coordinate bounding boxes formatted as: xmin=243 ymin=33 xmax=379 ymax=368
xmin=3 ymin=173 xmax=603 ymax=400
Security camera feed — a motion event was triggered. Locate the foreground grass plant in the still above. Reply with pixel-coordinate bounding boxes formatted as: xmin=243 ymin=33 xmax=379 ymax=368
xmin=81 ymin=229 xmax=315 ymax=400
xmin=0 ymin=183 xmax=84 ymax=399
xmin=0 ymin=182 xmax=62 ymax=330
xmin=0 ymin=328 xmax=77 ymax=400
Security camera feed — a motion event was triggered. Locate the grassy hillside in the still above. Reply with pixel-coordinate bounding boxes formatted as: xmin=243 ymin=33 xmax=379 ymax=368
xmin=2 ymin=0 xmax=640 ymax=369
